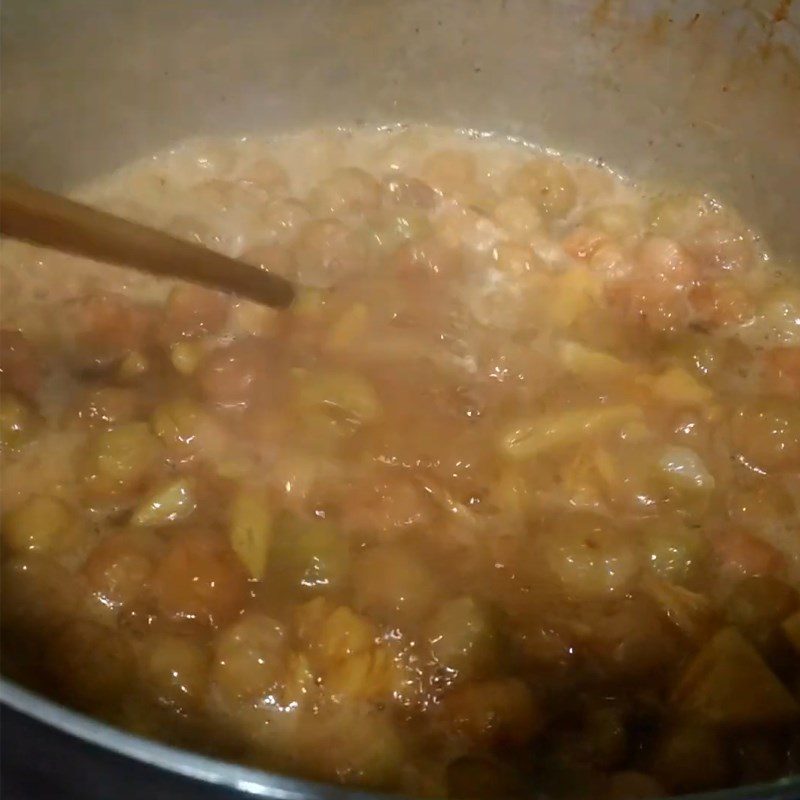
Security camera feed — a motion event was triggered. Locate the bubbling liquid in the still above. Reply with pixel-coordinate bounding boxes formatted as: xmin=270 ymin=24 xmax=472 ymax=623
xmin=2 ymin=126 xmax=800 ymax=798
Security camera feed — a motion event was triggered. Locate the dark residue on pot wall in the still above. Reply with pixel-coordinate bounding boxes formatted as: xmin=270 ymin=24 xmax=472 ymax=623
xmin=773 ymin=0 xmax=793 ymax=23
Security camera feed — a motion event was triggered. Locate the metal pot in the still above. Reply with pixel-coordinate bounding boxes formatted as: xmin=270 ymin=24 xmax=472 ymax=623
xmin=2 ymin=1 xmax=799 ymax=798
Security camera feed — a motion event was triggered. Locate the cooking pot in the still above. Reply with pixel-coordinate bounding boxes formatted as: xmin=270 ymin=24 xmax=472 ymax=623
xmin=1 ymin=1 xmax=799 ymax=798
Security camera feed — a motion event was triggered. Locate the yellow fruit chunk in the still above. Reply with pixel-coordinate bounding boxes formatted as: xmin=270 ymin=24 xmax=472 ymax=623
xmin=228 ymin=484 xmax=272 ymax=579
xmin=673 ymin=627 xmax=798 ymax=727
xmin=326 ymin=647 xmax=399 ymax=701
xmin=549 ymin=268 xmax=602 ymax=328
xmin=117 ymin=350 xmax=149 ymax=381
xmin=2 ymin=495 xmax=84 ymax=554
xmin=169 ymin=341 xmax=205 ymax=376
xmin=559 ymin=341 xmax=634 ymax=381
xmin=318 ymin=605 xmax=375 ymax=662
xmin=297 ymin=370 xmax=381 ymax=424
xmin=501 ymin=405 xmax=643 ymax=461
xmin=648 ymin=367 xmax=713 ymax=407
xmin=132 ymin=477 xmax=197 ymax=527
xmin=327 ymin=303 xmax=368 ymax=351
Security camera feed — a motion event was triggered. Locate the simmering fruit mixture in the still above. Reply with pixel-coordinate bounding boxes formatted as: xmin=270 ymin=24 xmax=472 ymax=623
xmin=1 ymin=126 xmax=799 ymax=798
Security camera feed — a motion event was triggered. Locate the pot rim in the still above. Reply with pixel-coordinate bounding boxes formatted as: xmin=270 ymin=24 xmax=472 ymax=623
xmin=3 ymin=677 xmax=799 ymax=800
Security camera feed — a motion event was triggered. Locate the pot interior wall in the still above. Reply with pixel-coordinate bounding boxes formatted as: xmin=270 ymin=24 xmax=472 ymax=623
xmin=2 ymin=0 xmax=798 ymax=259
xmin=1 ymin=4 xmax=800 ymax=799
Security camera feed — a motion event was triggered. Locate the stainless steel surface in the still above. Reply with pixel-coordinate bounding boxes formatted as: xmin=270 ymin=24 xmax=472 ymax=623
xmin=1 ymin=1 xmax=799 ymax=797
xmin=0 ymin=681 xmax=382 ymax=799
xmin=2 ymin=1 xmax=799 ymax=258
xmin=2 ymin=680 xmax=800 ymax=800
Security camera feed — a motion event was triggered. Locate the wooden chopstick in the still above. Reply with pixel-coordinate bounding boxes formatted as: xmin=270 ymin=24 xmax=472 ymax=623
xmin=0 ymin=174 xmax=295 ymax=309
